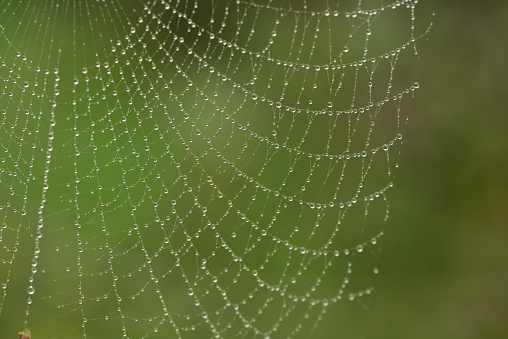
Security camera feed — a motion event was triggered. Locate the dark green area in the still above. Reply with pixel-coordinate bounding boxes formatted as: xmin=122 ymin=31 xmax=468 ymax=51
xmin=363 ymin=1 xmax=508 ymax=338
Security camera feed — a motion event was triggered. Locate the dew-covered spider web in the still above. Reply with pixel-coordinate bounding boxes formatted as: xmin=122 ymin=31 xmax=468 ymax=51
xmin=0 ymin=0 xmax=430 ymax=337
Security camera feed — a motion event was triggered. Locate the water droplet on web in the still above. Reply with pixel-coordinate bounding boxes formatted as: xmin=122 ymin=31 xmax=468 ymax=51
xmin=187 ymin=288 xmax=194 ymax=296
xmin=27 ymin=286 xmax=35 ymax=295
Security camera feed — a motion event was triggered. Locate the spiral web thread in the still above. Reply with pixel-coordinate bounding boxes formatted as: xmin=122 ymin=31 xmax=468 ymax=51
xmin=0 ymin=0 xmax=429 ymax=337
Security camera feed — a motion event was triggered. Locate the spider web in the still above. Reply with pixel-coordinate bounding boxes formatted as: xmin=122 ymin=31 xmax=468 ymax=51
xmin=0 ymin=0 xmax=429 ymax=337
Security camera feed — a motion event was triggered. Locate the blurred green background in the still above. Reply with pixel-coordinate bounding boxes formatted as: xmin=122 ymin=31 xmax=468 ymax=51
xmin=365 ymin=0 xmax=508 ymax=338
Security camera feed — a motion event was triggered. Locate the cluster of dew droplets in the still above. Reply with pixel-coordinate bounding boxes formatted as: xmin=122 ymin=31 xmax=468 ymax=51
xmin=0 ymin=0 xmax=428 ymax=337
